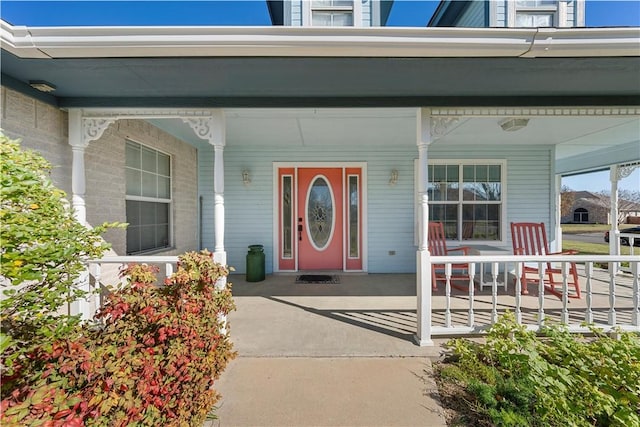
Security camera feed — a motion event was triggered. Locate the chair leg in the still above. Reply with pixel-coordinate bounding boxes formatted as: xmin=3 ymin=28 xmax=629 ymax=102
xmin=570 ymin=263 xmax=581 ymax=298
xmin=521 ymin=273 xmax=529 ymax=295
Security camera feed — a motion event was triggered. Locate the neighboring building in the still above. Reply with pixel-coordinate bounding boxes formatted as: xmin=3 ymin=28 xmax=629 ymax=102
xmin=563 ymin=191 xmax=640 ymax=224
xmin=267 ymin=0 xmax=394 ymax=27
xmin=428 ymin=0 xmax=585 ymax=28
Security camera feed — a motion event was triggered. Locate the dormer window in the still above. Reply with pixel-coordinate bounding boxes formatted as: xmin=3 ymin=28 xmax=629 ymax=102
xmin=311 ymin=0 xmax=354 ymax=26
xmin=515 ymin=0 xmax=558 ymax=27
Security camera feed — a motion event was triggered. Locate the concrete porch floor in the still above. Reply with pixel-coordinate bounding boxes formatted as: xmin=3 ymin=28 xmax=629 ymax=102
xmin=211 ymin=273 xmax=448 ymax=427
xmin=210 ymin=269 xmax=636 ymax=426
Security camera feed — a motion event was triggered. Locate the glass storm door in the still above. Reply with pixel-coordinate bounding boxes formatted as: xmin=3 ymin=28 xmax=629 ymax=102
xmin=277 ymin=166 xmax=363 ymax=271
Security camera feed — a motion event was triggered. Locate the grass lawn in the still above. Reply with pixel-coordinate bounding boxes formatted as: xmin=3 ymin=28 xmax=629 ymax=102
xmin=562 ymin=223 xmax=636 ymax=234
xmin=563 ymin=239 xmax=634 ymax=255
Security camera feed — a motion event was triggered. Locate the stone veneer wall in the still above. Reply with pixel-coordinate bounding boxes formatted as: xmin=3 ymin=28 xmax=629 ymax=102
xmin=1 ymin=87 xmax=199 ymax=256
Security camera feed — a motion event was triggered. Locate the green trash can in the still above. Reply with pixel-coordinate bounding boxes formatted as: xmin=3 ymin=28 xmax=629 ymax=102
xmin=246 ymin=244 xmax=265 ymax=282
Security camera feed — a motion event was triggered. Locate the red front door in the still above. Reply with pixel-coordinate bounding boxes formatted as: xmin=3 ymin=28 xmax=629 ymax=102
xmin=277 ymin=166 xmax=363 ymax=271
xmin=297 ymin=168 xmax=343 ymax=270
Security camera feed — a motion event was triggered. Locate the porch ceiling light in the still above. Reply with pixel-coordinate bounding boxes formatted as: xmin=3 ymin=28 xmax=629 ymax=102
xmin=29 ymin=80 xmax=56 ymax=93
xmin=499 ymin=117 xmax=529 ymax=132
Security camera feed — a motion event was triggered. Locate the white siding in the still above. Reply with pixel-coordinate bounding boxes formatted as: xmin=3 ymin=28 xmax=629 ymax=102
xmin=566 ymin=0 xmax=575 ymax=26
xmin=290 ymin=0 xmax=302 ymax=26
xmin=493 ymin=0 xmax=508 ymax=27
xmin=199 ymin=142 xmax=553 ymax=274
xmin=456 ymin=0 xmax=486 ymax=27
xmin=362 ymin=0 xmax=372 ymax=26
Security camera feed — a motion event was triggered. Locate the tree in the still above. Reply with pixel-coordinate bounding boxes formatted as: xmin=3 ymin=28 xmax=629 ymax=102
xmin=560 ymin=185 xmax=575 ymax=218
xmin=597 ymin=189 xmax=640 ymax=224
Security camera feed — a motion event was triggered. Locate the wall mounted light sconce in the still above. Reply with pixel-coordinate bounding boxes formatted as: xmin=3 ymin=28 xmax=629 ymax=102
xmin=242 ymin=169 xmax=251 ymax=186
xmin=389 ymin=169 xmax=399 ymax=186
xmin=499 ymin=117 xmax=529 ymax=132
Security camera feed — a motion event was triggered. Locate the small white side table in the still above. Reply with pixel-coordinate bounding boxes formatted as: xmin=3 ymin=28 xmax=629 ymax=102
xmin=467 ymin=245 xmax=511 ymax=291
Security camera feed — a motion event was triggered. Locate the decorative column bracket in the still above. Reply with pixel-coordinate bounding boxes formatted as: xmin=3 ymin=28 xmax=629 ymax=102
xmin=183 ymin=117 xmax=214 ymax=142
xmin=182 ymin=111 xmax=225 ymax=147
xmin=615 ymin=162 xmax=639 ymax=181
xmin=430 ymin=116 xmax=461 ymax=140
xmin=82 ymin=118 xmax=115 ymax=144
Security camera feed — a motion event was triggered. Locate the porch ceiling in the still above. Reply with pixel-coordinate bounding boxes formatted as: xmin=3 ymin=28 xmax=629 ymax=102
xmin=148 ymin=108 xmax=639 ymax=175
xmin=2 ymin=52 xmax=640 ymax=108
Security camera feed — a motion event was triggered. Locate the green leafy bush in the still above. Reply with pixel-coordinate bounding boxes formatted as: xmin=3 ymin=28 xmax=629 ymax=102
xmin=438 ymin=312 xmax=640 ymax=427
xmin=0 ymin=133 xmax=115 ymax=376
xmin=1 ymin=250 xmax=236 ymax=426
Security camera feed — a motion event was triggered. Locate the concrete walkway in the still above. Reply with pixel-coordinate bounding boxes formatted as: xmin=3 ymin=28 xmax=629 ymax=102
xmin=207 ymin=274 xmax=449 ymax=427
xmin=212 ymin=357 xmax=445 ymax=427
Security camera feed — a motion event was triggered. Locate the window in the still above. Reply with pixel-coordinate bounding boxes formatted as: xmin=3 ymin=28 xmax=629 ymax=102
xmin=515 ymin=0 xmax=557 ymax=27
xmin=281 ymin=175 xmax=293 ymax=259
xmin=348 ymin=175 xmax=360 ymax=258
xmin=125 ymin=141 xmax=171 ymax=254
xmin=573 ymin=208 xmax=589 ymax=223
xmin=311 ymin=0 xmax=354 ymax=26
xmin=427 ymin=162 xmax=505 ymax=242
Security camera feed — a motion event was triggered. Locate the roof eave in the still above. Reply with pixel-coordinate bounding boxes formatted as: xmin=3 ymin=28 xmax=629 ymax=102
xmin=2 ymin=20 xmax=639 ymax=59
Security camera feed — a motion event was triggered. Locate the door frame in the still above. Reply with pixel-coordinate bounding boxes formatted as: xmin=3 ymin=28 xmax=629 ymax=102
xmin=272 ymin=162 xmax=368 ymax=273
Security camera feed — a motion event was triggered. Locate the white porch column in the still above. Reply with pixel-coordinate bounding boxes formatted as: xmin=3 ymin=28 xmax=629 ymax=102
xmin=183 ymin=111 xmax=227 ymax=268
xmin=68 ymin=110 xmax=88 ymax=225
xmin=68 ymin=110 xmax=114 ymax=320
xmin=415 ymin=108 xmax=433 ymax=346
xmin=213 ymin=143 xmax=226 ymax=264
xmin=554 ymin=174 xmax=563 ymax=252
xmin=610 ymin=166 xmax=621 ymax=274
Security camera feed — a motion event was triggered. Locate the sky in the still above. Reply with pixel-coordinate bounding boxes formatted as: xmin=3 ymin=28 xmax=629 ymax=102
xmin=1 ymin=0 xmax=639 ymax=192
xmin=2 ymin=0 xmax=640 ymax=27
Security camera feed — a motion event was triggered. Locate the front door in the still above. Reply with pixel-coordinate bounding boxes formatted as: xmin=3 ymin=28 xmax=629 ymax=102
xmin=298 ymin=168 xmax=343 ymax=270
xmin=277 ymin=165 xmax=364 ymax=271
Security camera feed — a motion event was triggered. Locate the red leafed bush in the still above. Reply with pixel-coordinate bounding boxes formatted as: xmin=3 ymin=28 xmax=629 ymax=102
xmin=1 ymin=250 xmax=236 ymax=426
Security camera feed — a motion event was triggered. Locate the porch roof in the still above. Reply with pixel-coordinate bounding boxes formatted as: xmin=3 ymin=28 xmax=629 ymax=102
xmin=1 ymin=22 xmax=639 ymax=108
xmin=1 ymin=21 xmax=638 ymax=175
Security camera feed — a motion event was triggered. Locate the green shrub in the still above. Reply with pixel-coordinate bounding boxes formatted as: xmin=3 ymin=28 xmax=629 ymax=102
xmin=1 ymin=250 xmax=236 ymax=426
xmin=439 ymin=312 xmax=640 ymax=427
xmin=0 ymin=134 xmax=116 ymax=378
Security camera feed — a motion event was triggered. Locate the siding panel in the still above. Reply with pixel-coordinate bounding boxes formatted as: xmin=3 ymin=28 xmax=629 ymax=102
xmin=199 ymin=142 xmax=553 ymax=274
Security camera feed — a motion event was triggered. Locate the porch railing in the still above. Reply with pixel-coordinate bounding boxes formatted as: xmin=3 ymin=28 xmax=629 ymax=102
xmin=619 ymin=232 xmax=637 ymax=275
xmin=78 ymin=254 xmax=639 ymax=341
xmin=78 ymin=256 xmax=179 ymax=320
xmin=428 ymin=254 xmax=639 ymax=337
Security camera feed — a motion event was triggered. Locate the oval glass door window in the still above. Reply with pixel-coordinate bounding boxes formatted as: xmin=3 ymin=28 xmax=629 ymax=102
xmin=306 ymin=176 xmax=335 ymax=250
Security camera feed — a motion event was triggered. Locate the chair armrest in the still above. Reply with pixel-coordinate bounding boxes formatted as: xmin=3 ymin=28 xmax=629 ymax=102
xmin=447 ymin=246 xmax=471 ymax=255
xmin=549 ymin=250 xmax=579 ymax=256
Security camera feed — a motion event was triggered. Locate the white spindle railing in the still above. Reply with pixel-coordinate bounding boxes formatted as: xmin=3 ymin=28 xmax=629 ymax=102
xmin=429 ymin=254 xmax=640 ymax=336
xmin=75 ymin=256 xmax=179 ymax=318
xmin=75 ymin=254 xmax=639 ymax=339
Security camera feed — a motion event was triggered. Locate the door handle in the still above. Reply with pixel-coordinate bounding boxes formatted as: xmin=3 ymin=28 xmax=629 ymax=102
xmin=298 ymin=224 xmax=303 ymax=241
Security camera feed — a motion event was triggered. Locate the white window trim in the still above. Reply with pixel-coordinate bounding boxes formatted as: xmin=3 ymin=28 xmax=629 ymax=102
xmin=414 ymin=159 xmax=508 ymax=245
xmin=508 ymin=0 xmax=558 ymax=27
xmin=302 ymin=0 xmax=363 ymax=27
xmin=125 ymin=139 xmax=174 ymax=254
